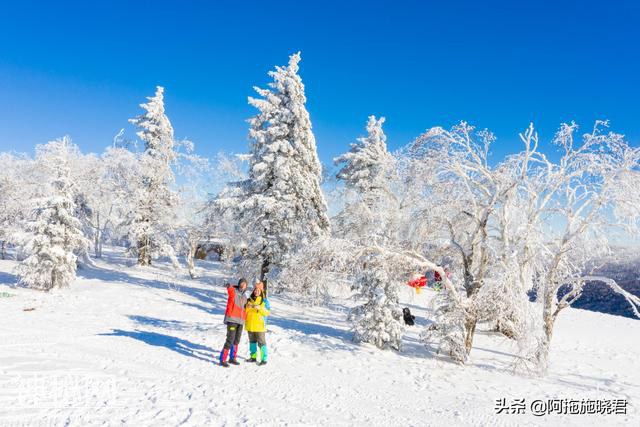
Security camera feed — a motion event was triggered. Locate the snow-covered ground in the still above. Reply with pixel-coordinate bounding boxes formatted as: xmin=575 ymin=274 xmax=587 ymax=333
xmin=0 ymin=248 xmax=638 ymax=426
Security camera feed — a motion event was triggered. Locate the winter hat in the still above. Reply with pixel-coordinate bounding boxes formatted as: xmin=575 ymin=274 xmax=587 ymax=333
xmin=254 ymin=281 xmax=264 ymax=293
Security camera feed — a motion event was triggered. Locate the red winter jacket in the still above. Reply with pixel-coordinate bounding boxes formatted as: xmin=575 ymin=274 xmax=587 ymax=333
xmin=224 ymin=285 xmax=248 ymax=325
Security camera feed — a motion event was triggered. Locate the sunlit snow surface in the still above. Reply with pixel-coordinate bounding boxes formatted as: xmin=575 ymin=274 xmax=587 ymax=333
xmin=0 ymin=247 xmax=638 ymax=426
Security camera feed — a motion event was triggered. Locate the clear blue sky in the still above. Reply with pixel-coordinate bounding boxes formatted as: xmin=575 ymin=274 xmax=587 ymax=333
xmin=1 ymin=0 xmax=639 ymax=165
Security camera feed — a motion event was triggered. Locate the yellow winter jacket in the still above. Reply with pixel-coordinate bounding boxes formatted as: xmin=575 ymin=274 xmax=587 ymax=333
xmin=245 ymin=295 xmax=270 ymax=332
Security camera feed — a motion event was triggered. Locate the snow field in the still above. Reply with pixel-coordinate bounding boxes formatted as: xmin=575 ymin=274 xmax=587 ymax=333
xmin=0 ymin=251 xmax=638 ymax=426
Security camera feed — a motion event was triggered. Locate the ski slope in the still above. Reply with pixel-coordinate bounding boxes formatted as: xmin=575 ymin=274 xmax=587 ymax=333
xmin=0 ymin=248 xmax=638 ymax=426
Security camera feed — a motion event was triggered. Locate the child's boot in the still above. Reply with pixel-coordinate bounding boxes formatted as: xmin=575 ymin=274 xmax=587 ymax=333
xmin=219 ymin=348 xmax=230 ymax=367
xmin=229 ymin=344 xmax=240 ymax=365
xmin=247 ymin=342 xmax=257 ymax=362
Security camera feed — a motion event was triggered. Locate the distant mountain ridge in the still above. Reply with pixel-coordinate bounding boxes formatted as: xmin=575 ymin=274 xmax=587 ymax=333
xmin=570 ymin=252 xmax=640 ymax=319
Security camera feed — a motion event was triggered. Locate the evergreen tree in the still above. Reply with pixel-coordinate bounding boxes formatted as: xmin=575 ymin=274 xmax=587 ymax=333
xmin=333 ymin=115 xmax=396 ymax=245
xmin=334 ymin=116 xmax=404 ymax=348
xmin=16 ymin=137 xmax=88 ymax=290
xmin=128 ymin=86 xmax=178 ymax=265
xmin=222 ymin=52 xmax=329 ymax=280
xmin=335 ymin=115 xmax=394 ymax=196
xmin=350 ymin=255 xmax=404 ymax=350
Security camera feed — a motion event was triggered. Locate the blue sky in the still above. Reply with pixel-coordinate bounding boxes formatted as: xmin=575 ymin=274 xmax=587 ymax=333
xmin=0 ymin=0 xmax=639 ymax=165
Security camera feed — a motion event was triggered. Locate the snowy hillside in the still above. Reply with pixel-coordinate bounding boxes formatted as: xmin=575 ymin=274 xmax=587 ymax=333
xmin=0 ymin=249 xmax=638 ymax=426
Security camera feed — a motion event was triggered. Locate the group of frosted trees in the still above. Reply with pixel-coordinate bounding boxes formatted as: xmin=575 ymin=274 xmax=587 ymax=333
xmin=289 ymin=117 xmax=640 ymax=373
xmin=233 ymin=55 xmax=640 ymax=373
xmin=1 ymin=86 xmax=204 ymax=289
xmin=2 ymin=51 xmax=639 ymax=374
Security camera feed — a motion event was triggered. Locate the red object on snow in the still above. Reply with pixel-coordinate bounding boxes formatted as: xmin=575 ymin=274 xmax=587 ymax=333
xmin=408 ymin=275 xmax=428 ymax=288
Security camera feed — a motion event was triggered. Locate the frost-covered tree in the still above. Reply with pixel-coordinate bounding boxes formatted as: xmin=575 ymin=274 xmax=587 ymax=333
xmin=94 ymin=144 xmax=142 ymax=252
xmin=215 ymin=52 xmax=329 ymax=281
xmin=335 ymin=115 xmax=394 ymax=195
xmin=406 ymin=120 xmax=640 ymax=369
xmin=350 ymin=255 xmax=404 ymax=350
xmin=276 ymin=236 xmax=358 ymax=301
xmin=171 ymin=141 xmax=211 ymax=279
xmin=0 ymin=153 xmax=31 ymax=259
xmin=523 ymin=121 xmax=640 ymax=372
xmin=401 ymin=123 xmax=512 ymax=361
xmin=128 ymin=86 xmax=178 ymax=266
xmin=330 ymin=116 xmax=407 ymax=347
xmin=16 ymin=137 xmax=89 ymax=290
xmin=334 ymin=115 xmax=396 ymax=245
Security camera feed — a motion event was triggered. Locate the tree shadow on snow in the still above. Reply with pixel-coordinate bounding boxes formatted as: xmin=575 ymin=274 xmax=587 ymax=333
xmin=267 ymin=316 xmax=357 ymax=352
xmin=269 ymin=316 xmax=349 ymax=340
xmin=128 ymin=315 xmax=217 ymax=332
xmin=166 ymin=298 xmax=226 ymax=317
xmin=99 ymin=329 xmax=216 ymax=362
xmin=0 ymin=271 xmax=18 ymax=287
xmin=473 ymin=346 xmax=517 ymax=359
xmin=77 ymin=265 xmax=227 ymax=312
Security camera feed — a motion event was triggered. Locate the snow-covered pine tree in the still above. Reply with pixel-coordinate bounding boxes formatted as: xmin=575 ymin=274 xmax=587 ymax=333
xmin=229 ymin=52 xmax=329 ymax=280
xmin=16 ymin=137 xmax=89 ymax=290
xmin=333 ymin=115 xmax=396 ymax=245
xmin=335 ymin=115 xmax=393 ymax=195
xmin=332 ymin=116 xmax=404 ymax=348
xmin=350 ymin=254 xmax=404 ymax=350
xmin=128 ymin=86 xmax=178 ymax=266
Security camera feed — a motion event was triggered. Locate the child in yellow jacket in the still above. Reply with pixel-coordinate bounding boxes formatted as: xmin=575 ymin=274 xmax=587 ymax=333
xmin=245 ymin=282 xmax=270 ymax=365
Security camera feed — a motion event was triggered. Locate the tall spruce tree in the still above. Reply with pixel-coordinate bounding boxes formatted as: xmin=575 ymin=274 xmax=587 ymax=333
xmin=128 ymin=86 xmax=178 ymax=265
xmin=334 ymin=115 xmax=396 ymax=245
xmin=335 ymin=116 xmax=404 ymax=349
xmin=221 ymin=52 xmax=329 ymax=281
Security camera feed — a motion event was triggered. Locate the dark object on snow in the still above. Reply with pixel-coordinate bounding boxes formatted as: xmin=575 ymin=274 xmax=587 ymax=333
xmin=403 ymin=307 xmax=415 ymax=326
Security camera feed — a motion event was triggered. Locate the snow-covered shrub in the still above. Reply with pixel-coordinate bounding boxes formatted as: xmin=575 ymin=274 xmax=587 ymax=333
xmin=421 ymin=289 xmax=468 ymax=363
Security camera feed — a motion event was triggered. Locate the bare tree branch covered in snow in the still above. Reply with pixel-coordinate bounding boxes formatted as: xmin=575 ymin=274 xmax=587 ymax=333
xmin=523 ymin=121 xmax=640 ymax=372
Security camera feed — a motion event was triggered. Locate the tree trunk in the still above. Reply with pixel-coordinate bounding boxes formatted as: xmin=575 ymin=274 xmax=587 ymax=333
xmin=464 ymin=315 xmax=477 ymax=354
xmin=535 ymin=290 xmax=557 ymax=373
xmin=94 ymin=232 xmax=100 ymax=259
xmin=138 ymin=235 xmax=151 ymax=266
xmin=495 ymin=319 xmax=517 ymax=339
xmin=94 ymin=212 xmax=101 ymax=258
xmin=542 ymin=290 xmax=556 ymax=345
xmin=187 ymin=242 xmax=197 ymax=279
xmin=463 ymin=279 xmax=482 ymax=355
xmin=1 ymin=240 xmax=5 ymax=260
xmin=260 ymin=257 xmax=270 ymax=282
